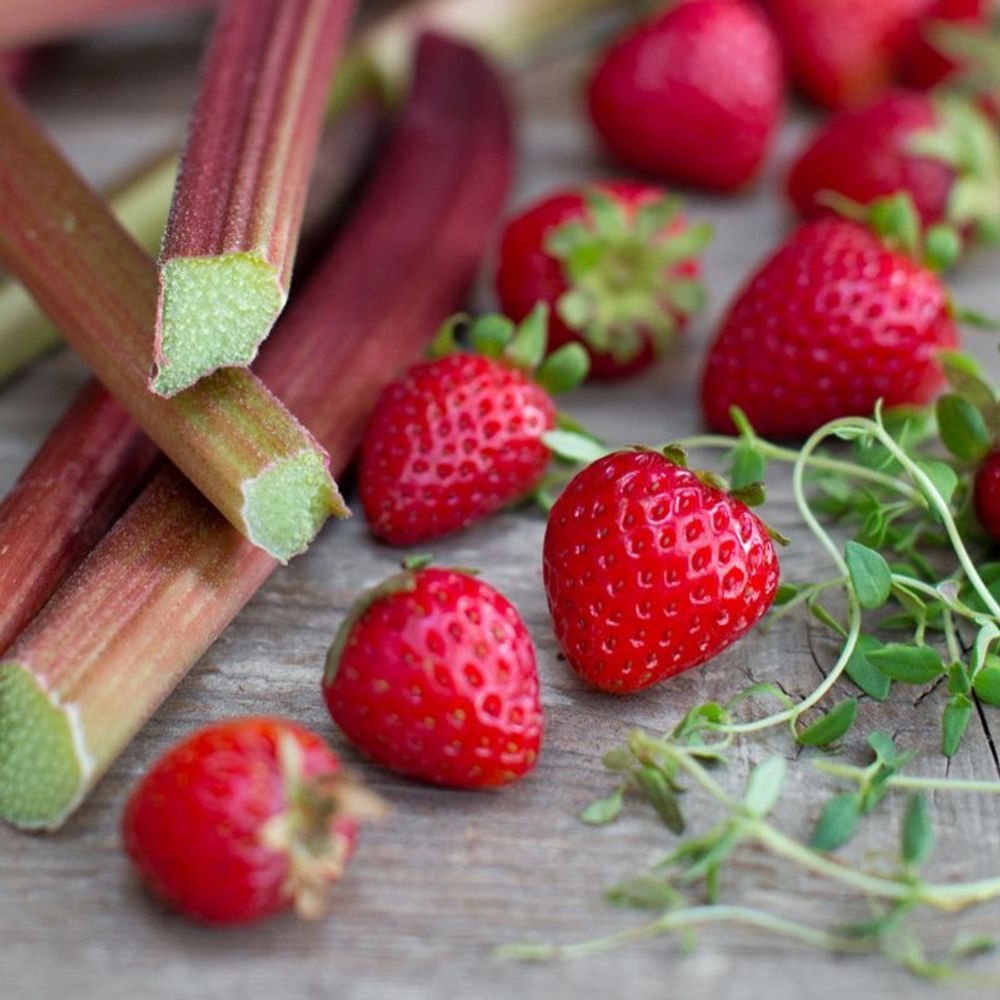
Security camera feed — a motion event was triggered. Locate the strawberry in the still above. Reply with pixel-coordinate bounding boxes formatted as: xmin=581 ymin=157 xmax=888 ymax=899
xmin=495 ymin=181 xmax=711 ymax=380
xmin=787 ymin=91 xmax=1000 ymax=238
xmin=358 ymin=308 xmax=588 ymax=546
xmin=975 ymin=452 xmax=1000 ymax=541
xmin=700 ymin=197 xmax=961 ymax=438
xmin=122 ymin=718 xmax=383 ymax=925
xmin=766 ymin=0 xmax=927 ymax=108
xmin=899 ymin=0 xmax=990 ymax=90
xmin=586 ymin=1 xmax=784 ymax=191
xmin=543 ymin=449 xmax=780 ymax=694
xmin=323 ymin=564 xmax=542 ymax=788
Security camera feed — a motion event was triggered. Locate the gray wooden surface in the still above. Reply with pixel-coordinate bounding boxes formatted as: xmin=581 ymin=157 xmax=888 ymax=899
xmin=2 ymin=15 xmax=1000 ymax=1000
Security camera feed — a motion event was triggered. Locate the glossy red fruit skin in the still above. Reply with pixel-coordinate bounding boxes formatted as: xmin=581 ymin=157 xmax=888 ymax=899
xmin=587 ymin=0 xmax=784 ymax=191
xmin=767 ymin=0 xmax=927 ymax=108
xmin=324 ymin=568 xmax=542 ymax=788
xmin=899 ymin=0 xmax=989 ymax=90
xmin=787 ymin=91 xmax=954 ymax=228
xmin=543 ymin=451 xmax=780 ymax=694
xmin=122 ymin=719 xmax=355 ymax=926
xmin=496 ymin=180 xmax=699 ymax=380
xmin=975 ymin=453 xmax=1000 ymax=541
xmin=700 ymin=217 xmax=959 ymax=438
xmin=358 ymin=353 xmax=556 ymax=545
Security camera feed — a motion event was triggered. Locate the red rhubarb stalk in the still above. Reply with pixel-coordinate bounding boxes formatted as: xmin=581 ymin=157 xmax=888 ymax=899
xmin=0 ymin=83 xmax=346 ymax=562
xmin=153 ymin=0 xmax=356 ymax=396
xmin=0 ymin=0 xmax=213 ymax=48
xmin=0 ymin=33 xmax=512 ymax=831
xmin=0 ymin=384 xmax=159 ymax=656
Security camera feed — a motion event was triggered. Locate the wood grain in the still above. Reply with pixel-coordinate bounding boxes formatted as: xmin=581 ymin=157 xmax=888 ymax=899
xmin=2 ymin=21 xmax=1000 ymax=1000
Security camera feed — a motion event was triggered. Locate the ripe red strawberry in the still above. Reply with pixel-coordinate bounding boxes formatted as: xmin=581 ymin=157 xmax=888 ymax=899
xmin=323 ymin=565 xmax=542 ymax=788
xmin=787 ymin=91 xmax=1000 ymax=237
xmin=496 ymin=180 xmax=711 ymax=380
xmin=586 ymin=1 xmax=784 ymax=191
xmin=975 ymin=452 xmax=1000 ymax=541
xmin=700 ymin=205 xmax=960 ymax=438
xmin=767 ymin=0 xmax=927 ymax=108
xmin=123 ymin=718 xmax=382 ymax=925
xmin=899 ymin=0 xmax=990 ymax=90
xmin=358 ymin=309 xmax=587 ymax=546
xmin=543 ymin=449 xmax=780 ymax=694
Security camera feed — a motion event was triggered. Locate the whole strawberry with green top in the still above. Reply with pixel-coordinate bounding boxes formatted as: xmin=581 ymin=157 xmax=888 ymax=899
xmin=586 ymin=1 xmax=784 ymax=190
xmin=323 ymin=562 xmax=542 ymax=788
xmin=788 ymin=91 xmax=1000 ymax=239
xmin=123 ymin=718 xmax=383 ymax=925
xmin=544 ymin=448 xmax=781 ymax=693
xmin=496 ymin=180 xmax=712 ymax=379
xmin=701 ymin=194 xmax=962 ymax=438
xmin=358 ymin=307 xmax=589 ymax=546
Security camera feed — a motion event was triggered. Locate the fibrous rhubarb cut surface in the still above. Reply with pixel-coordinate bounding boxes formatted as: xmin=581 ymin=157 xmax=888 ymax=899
xmin=152 ymin=0 xmax=355 ymax=396
xmin=0 ymin=83 xmax=345 ymax=562
xmin=0 ymin=33 xmax=512 ymax=831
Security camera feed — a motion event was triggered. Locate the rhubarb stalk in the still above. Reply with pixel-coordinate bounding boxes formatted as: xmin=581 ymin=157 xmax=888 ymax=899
xmin=0 ymin=33 xmax=511 ymax=831
xmin=152 ymin=0 xmax=355 ymax=396
xmin=0 ymin=154 xmax=177 ymax=384
xmin=0 ymin=84 xmax=346 ymax=562
xmin=0 ymin=383 xmax=159 ymax=655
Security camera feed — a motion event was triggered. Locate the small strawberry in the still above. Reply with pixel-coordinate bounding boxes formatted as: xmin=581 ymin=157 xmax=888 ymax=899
xmin=975 ymin=452 xmax=1000 ymax=540
xmin=899 ymin=0 xmax=990 ymax=90
xmin=122 ymin=718 xmax=383 ymax=925
xmin=787 ymin=91 xmax=1000 ymax=239
xmin=701 ymin=194 xmax=961 ymax=438
xmin=766 ymin=0 xmax=927 ymax=108
xmin=496 ymin=181 xmax=711 ymax=379
xmin=358 ymin=308 xmax=589 ymax=546
xmin=543 ymin=449 xmax=780 ymax=694
xmin=586 ymin=1 xmax=784 ymax=191
xmin=323 ymin=563 xmax=542 ymax=788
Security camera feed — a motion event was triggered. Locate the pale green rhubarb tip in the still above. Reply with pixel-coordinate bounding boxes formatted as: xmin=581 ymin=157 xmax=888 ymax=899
xmin=242 ymin=450 xmax=349 ymax=564
xmin=153 ymin=252 xmax=286 ymax=397
xmin=0 ymin=664 xmax=89 ymax=830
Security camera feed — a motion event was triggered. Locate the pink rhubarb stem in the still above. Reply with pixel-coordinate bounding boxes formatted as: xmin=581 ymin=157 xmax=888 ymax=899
xmin=0 ymin=83 xmax=346 ymax=562
xmin=153 ymin=0 xmax=357 ymax=396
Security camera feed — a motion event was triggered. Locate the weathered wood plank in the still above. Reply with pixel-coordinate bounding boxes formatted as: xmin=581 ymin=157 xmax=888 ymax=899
xmin=1 ymin=26 xmax=1000 ymax=1000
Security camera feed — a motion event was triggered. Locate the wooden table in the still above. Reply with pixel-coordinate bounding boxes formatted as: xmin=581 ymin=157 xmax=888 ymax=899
xmin=2 ymin=14 xmax=1000 ymax=1000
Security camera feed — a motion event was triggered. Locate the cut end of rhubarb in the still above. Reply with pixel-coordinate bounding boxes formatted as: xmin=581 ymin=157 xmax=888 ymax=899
xmin=0 ymin=663 xmax=87 ymax=830
xmin=242 ymin=450 xmax=349 ymax=564
xmin=153 ymin=253 xmax=285 ymax=397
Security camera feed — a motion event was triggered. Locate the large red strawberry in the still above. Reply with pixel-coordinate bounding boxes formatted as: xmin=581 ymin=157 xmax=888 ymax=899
xmin=586 ymin=1 xmax=784 ymax=191
xmin=323 ymin=564 xmax=542 ymax=788
xmin=700 ymin=198 xmax=961 ymax=438
xmin=358 ymin=308 xmax=589 ymax=546
xmin=899 ymin=0 xmax=990 ymax=90
xmin=543 ymin=449 xmax=780 ymax=694
xmin=787 ymin=91 xmax=1000 ymax=238
xmin=123 ymin=718 xmax=383 ymax=925
xmin=766 ymin=0 xmax=928 ymax=108
xmin=496 ymin=180 xmax=711 ymax=380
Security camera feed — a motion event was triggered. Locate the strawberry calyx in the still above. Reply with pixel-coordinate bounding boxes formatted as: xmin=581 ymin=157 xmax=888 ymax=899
xmin=907 ymin=94 xmax=1000 ymax=242
xmin=258 ymin=730 xmax=386 ymax=920
xmin=428 ymin=304 xmax=591 ymax=394
xmin=818 ymin=190 xmax=964 ymax=271
xmin=544 ymin=187 xmax=712 ymax=364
